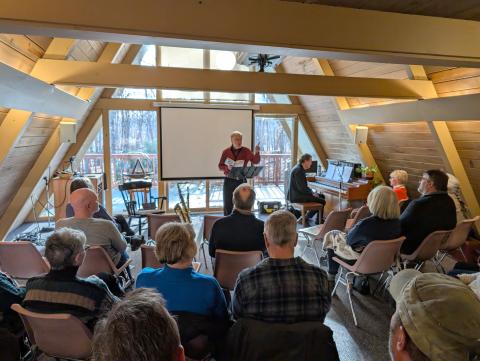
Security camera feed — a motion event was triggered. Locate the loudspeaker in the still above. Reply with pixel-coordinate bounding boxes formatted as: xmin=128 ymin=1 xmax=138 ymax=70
xmin=59 ymin=122 xmax=76 ymax=144
xmin=354 ymin=126 xmax=368 ymax=144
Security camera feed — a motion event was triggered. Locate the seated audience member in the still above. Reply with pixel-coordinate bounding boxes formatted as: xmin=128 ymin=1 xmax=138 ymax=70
xmin=287 ymin=153 xmax=325 ymax=224
xmin=209 ymin=184 xmax=265 ymax=258
xmin=57 ymin=188 xmax=129 ymax=269
xmin=389 ymin=170 xmax=409 ymax=202
xmin=447 ymin=173 xmax=470 ymax=223
xmin=23 ymin=228 xmax=117 ymax=330
xmin=66 ymin=177 xmax=135 ymax=236
xmin=0 ymin=272 xmax=26 ymax=361
xmin=389 ymin=270 xmax=480 ymax=361
xmin=93 ymin=288 xmax=185 ymax=361
xmin=232 ymin=210 xmax=331 ymax=323
xmin=323 ymin=186 xmax=402 ymax=280
xmin=400 ymin=169 xmax=456 ymax=255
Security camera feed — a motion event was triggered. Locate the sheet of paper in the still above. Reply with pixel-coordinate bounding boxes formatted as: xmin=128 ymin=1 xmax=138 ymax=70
xmin=234 ymin=160 xmax=245 ymax=167
xmin=224 ymin=158 xmax=235 ymax=167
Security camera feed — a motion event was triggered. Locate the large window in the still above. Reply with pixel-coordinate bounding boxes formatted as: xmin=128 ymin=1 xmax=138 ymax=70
xmin=109 ymin=110 xmax=158 ymax=213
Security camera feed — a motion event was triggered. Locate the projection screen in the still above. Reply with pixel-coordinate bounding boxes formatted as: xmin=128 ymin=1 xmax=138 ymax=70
xmin=160 ymin=107 xmax=253 ymax=180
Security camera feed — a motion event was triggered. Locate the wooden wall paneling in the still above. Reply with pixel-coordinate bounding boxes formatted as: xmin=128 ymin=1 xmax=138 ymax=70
xmin=315 ymin=59 xmax=384 ymax=182
xmin=410 ymin=65 xmax=480 ymax=222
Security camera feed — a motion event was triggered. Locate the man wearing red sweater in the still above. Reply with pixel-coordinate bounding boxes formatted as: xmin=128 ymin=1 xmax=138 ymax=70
xmin=218 ymin=131 xmax=260 ymax=215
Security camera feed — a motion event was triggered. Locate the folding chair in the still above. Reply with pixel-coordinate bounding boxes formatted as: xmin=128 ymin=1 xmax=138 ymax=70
xmin=11 ymin=304 xmax=92 ymax=360
xmin=298 ymin=209 xmax=351 ymax=266
xmin=344 ymin=205 xmax=371 ymax=232
xmin=77 ymin=246 xmax=133 ymax=288
xmin=401 ymin=230 xmax=452 ymax=272
xmin=200 ymin=215 xmax=223 ymax=270
xmin=0 ymin=241 xmax=50 ymax=280
xmin=331 ymin=237 xmax=405 ymax=326
xmin=214 ymin=250 xmax=263 ymax=291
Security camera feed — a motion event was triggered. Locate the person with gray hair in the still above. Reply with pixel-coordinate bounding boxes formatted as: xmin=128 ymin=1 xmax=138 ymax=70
xmin=209 ymin=183 xmax=266 ymax=257
xmin=232 ymin=210 xmax=331 ymax=323
xmin=23 ymin=227 xmax=117 ymax=330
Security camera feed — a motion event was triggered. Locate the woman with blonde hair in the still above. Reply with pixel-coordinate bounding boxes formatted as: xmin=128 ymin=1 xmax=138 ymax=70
xmin=389 ymin=169 xmax=409 ymax=202
xmin=136 ymin=222 xmax=228 ymax=318
xmin=323 ymin=186 xmax=402 ymax=280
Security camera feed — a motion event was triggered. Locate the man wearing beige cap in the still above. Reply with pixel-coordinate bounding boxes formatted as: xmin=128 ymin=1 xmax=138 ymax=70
xmin=389 ymin=269 xmax=480 ymax=361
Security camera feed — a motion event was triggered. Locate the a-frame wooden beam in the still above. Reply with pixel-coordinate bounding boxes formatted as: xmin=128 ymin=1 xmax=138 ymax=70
xmin=409 ymin=65 xmax=480 ymax=224
xmin=2 ymin=0 xmax=480 ymax=67
xmin=32 ymin=59 xmax=436 ymax=100
xmin=0 ymin=43 xmax=126 ymax=241
xmin=315 ymin=59 xmax=385 ymax=184
xmin=0 ymin=38 xmax=75 ymax=168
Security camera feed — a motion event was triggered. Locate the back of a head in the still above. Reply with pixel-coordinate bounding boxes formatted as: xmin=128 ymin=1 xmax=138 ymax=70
xmin=390 ymin=170 xmax=408 ymax=185
xmin=265 ymin=210 xmax=297 ymax=247
xmin=233 ymin=184 xmax=256 ymax=211
xmin=70 ymin=177 xmax=93 ymax=194
xmin=154 ymin=222 xmax=197 ymax=264
xmin=93 ymin=288 xmax=181 ymax=361
xmin=367 ymin=186 xmax=400 ymax=220
xmin=45 ymin=227 xmax=86 ymax=270
xmin=425 ymin=169 xmax=448 ymax=192
xmin=70 ymin=188 xmax=97 ymax=214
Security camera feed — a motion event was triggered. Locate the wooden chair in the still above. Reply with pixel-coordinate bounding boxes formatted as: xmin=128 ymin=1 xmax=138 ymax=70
xmin=436 ymin=216 xmax=480 ymax=265
xmin=298 ymin=209 xmax=351 ymax=266
xmin=119 ymin=180 xmax=166 ymax=234
xmin=200 ymin=215 xmax=223 ymax=270
xmin=291 ymin=202 xmax=324 ymax=226
xmin=0 ymin=241 xmax=50 ymax=280
xmin=214 ymin=250 xmax=263 ymax=291
xmin=148 ymin=213 xmax=181 ymax=239
xmin=331 ymin=237 xmax=405 ymax=326
xmin=344 ymin=205 xmax=371 ymax=232
xmin=77 ymin=246 xmax=133 ymax=288
xmin=11 ymin=304 xmax=92 ymax=360
xmin=401 ymin=230 xmax=452 ymax=271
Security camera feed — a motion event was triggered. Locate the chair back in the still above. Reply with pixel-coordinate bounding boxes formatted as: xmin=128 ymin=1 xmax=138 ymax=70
xmin=119 ymin=180 xmax=155 ymax=216
xmin=352 ymin=237 xmax=405 ymax=274
xmin=77 ymin=246 xmax=115 ymax=278
xmin=318 ymin=209 xmax=351 ymax=239
xmin=203 ymin=215 xmax=223 ymax=240
xmin=141 ymin=245 xmax=164 ymax=269
xmin=148 ymin=213 xmax=181 ymax=238
xmin=0 ymin=241 xmax=50 ymax=279
xmin=214 ymin=250 xmax=263 ymax=290
xmin=442 ymin=216 xmax=480 ymax=252
xmin=405 ymin=230 xmax=452 ymax=261
xmin=350 ymin=206 xmax=371 ymax=227
xmin=11 ymin=304 xmax=92 ymax=359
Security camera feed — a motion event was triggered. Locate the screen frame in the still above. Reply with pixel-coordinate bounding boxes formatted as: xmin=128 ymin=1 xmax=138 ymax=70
xmin=159 ymin=106 xmax=255 ymax=181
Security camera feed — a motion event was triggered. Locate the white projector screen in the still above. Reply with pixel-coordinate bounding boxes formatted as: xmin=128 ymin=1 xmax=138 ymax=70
xmin=160 ymin=107 xmax=253 ymax=180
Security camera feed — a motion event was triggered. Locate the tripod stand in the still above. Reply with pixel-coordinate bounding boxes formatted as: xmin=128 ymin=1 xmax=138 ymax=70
xmin=38 ymin=175 xmax=55 ymax=233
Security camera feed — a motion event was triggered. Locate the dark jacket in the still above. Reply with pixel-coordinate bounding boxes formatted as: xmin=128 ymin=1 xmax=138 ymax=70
xmin=287 ymin=164 xmax=322 ymax=203
xmin=226 ymin=318 xmax=340 ymax=361
xmin=209 ymin=210 xmax=265 ymax=257
xmin=347 ymin=216 xmax=402 ymax=251
xmin=400 ymin=192 xmax=456 ymax=255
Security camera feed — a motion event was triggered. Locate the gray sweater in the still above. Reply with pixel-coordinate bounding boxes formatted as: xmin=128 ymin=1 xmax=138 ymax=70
xmin=56 ymin=218 xmax=127 ymax=265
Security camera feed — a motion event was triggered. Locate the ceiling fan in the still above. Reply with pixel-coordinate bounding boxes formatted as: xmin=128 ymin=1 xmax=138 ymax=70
xmin=248 ymin=54 xmax=281 ymax=72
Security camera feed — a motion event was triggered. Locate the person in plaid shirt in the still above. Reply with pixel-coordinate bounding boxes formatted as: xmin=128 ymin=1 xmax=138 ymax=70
xmin=232 ymin=210 xmax=331 ymax=323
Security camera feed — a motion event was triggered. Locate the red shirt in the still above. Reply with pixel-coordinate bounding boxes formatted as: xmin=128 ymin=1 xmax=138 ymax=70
xmin=218 ymin=146 xmax=261 ymax=176
xmin=393 ymin=185 xmax=409 ymax=202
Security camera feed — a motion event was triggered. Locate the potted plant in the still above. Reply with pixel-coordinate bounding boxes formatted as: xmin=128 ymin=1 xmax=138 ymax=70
xmin=361 ymin=165 xmax=378 ymax=180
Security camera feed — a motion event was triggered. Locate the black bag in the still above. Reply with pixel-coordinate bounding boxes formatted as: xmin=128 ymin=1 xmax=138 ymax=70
xmin=352 ymin=276 xmax=370 ymax=295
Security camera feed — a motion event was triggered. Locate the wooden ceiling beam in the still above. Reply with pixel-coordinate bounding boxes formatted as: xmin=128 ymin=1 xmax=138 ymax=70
xmin=0 ymin=38 xmax=75 ymax=168
xmin=338 ymin=93 xmax=480 ymax=124
xmin=33 ymin=59 xmax=436 ymax=99
xmin=1 ymin=0 xmax=480 ymax=67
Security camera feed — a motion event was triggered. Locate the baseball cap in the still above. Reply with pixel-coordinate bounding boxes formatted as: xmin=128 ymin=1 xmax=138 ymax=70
xmin=389 ymin=270 xmax=480 ymax=361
